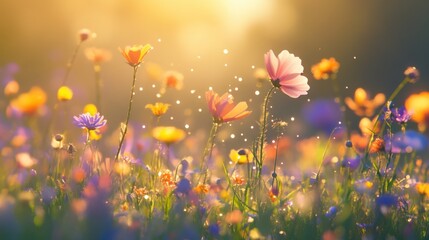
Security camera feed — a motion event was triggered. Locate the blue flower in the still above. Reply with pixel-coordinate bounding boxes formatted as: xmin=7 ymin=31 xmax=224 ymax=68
xmin=73 ymin=112 xmax=107 ymax=131
xmin=385 ymin=130 xmax=428 ymax=153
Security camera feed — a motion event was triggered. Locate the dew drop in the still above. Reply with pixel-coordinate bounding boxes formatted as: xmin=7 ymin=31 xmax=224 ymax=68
xmin=223 ymin=49 xmax=229 ymax=54
xmin=291 ymin=117 xmax=295 ymax=121
xmin=170 ymin=117 xmax=174 ymax=120
xmin=230 ymin=134 xmax=235 ymax=139
xmin=152 ymin=84 xmax=156 ymax=88
xmin=176 ymin=100 xmax=181 ymax=105
xmin=139 ymin=87 xmax=143 ymax=91
xmin=156 ymin=93 xmax=161 ymax=98
xmin=198 ymin=108 xmax=202 ymax=112
xmin=142 ymin=125 xmax=146 ymax=129
xmin=224 ymin=63 xmax=228 ymax=67
xmin=255 ymin=90 xmax=260 ymax=96
xmin=251 ymin=65 xmax=255 ymax=69
xmin=157 ymin=38 xmax=162 ymax=42
xmin=238 ymin=77 xmax=243 ymax=82
xmin=234 ymin=87 xmax=238 ymax=91
xmin=190 ymin=90 xmax=196 ymax=94
xmin=185 ymin=124 xmax=190 ymax=129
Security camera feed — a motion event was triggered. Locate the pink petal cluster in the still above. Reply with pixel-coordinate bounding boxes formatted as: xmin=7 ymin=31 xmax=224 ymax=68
xmin=206 ymin=90 xmax=251 ymax=123
xmin=265 ymin=50 xmax=310 ymax=98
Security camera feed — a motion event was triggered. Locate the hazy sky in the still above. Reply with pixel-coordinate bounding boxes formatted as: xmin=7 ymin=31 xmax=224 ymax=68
xmin=1 ymin=0 xmax=428 ymax=140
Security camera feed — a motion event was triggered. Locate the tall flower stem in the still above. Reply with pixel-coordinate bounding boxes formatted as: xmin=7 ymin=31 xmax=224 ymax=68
xmin=257 ymin=86 xmax=276 ymax=179
xmin=201 ymin=122 xmax=219 ymax=183
xmin=362 ymin=76 xmax=412 ymax=170
xmin=62 ymin=42 xmax=82 ymax=85
xmin=331 ymin=74 xmax=351 ymax=139
xmin=115 ymin=66 xmax=139 ymax=160
xmin=93 ymin=64 xmax=102 ymax=111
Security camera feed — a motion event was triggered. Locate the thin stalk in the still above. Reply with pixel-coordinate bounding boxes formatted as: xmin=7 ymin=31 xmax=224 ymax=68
xmin=201 ymin=122 xmax=219 ymax=183
xmin=115 ymin=66 xmax=139 ymax=160
xmin=93 ymin=64 xmax=102 ymax=111
xmin=257 ymin=86 xmax=276 ymax=178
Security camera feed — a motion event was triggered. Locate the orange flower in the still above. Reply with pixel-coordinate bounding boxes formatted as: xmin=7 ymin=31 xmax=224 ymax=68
xmin=119 ymin=44 xmax=152 ymax=67
xmin=9 ymin=86 xmax=47 ymax=115
xmin=345 ymin=88 xmax=385 ymax=117
xmin=416 ymin=182 xmax=429 ymax=197
xmin=159 ymin=170 xmax=176 ymax=188
xmin=311 ymin=57 xmax=340 ymax=80
xmin=206 ymin=90 xmax=251 ymax=123
xmin=164 ymin=70 xmax=184 ymax=90
xmin=85 ymin=47 xmax=112 ymax=64
xmin=193 ymin=183 xmax=210 ymax=194
xmin=4 ymin=80 xmax=19 ymax=96
xmin=405 ymin=91 xmax=429 ymax=126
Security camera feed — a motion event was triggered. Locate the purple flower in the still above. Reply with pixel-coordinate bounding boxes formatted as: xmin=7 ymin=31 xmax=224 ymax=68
xmin=385 ymin=130 xmax=428 ymax=153
xmin=73 ymin=112 xmax=107 ymax=131
xmin=341 ymin=156 xmax=361 ymax=171
xmin=391 ymin=107 xmax=412 ymax=124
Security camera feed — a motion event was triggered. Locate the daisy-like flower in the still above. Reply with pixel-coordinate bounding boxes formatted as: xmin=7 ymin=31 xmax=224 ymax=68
xmin=206 ymin=90 xmax=251 ymax=123
xmin=119 ymin=44 xmax=152 ymax=67
xmin=311 ymin=57 xmax=340 ymax=80
xmin=145 ymin=102 xmax=170 ymax=117
xmin=345 ymin=88 xmax=385 ymax=117
xmin=73 ymin=112 xmax=107 ymax=131
xmin=264 ymin=50 xmax=310 ymax=98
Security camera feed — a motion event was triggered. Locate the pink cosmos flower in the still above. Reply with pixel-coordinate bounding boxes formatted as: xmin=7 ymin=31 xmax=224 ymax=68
xmin=264 ymin=50 xmax=310 ymax=98
xmin=206 ymin=90 xmax=251 ymax=123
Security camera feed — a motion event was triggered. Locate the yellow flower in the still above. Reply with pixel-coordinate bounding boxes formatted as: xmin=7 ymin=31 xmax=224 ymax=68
xmin=229 ymin=148 xmax=253 ymax=164
xmin=416 ymin=182 xmax=429 ymax=197
xmin=311 ymin=57 xmax=340 ymax=80
xmin=152 ymin=126 xmax=186 ymax=145
xmin=345 ymin=88 xmax=385 ymax=117
xmin=119 ymin=44 xmax=152 ymax=67
xmin=83 ymin=104 xmax=98 ymax=116
xmin=57 ymin=86 xmax=73 ymax=101
xmin=114 ymin=162 xmax=131 ymax=176
xmin=145 ymin=102 xmax=170 ymax=117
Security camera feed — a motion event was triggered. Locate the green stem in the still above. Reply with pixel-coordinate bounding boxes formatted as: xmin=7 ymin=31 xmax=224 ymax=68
xmin=201 ymin=122 xmax=219 ymax=183
xmin=257 ymin=86 xmax=276 ymax=178
xmin=62 ymin=42 xmax=82 ymax=85
xmin=115 ymin=66 xmax=139 ymax=160
xmin=94 ymin=64 xmax=102 ymax=111
xmin=362 ymin=76 xmax=411 ymax=171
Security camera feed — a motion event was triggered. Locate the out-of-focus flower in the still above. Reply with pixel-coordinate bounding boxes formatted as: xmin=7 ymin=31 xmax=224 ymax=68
xmin=144 ymin=62 xmax=164 ymax=81
xmin=51 ymin=134 xmax=64 ymax=149
xmin=415 ymin=182 xmax=429 ymax=197
xmin=119 ymin=44 xmax=152 ymax=67
xmin=229 ymin=148 xmax=253 ymax=164
xmin=311 ymin=57 xmax=340 ymax=80
xmin=159 ymin=170 xmax=176 ymax=188
xmin=359 ymin=117 xmax=380 ymax=136
xmin=206 ymin=90 xmax=251 ymax=123
xmin=114 ymin=162 xmax=131 ymax=176
xmin=83 ymin=104 xmax=98 ymax=115
xmin=225 ymin=209 xmax=243 ymax=224
xmin=232 ymin=175 xmax=246 ymax=185
xmin=369 ymin=137 xmax=385 ymax=154
xmin=376 ymin=194 xmax=398 ymax=215
xmin=163 ymin=70 xmax=184 ymax=90
xmin=9 ymin=87 xmax=47 ymax=116
xmin=253 ymin=67 xmax=269 ymax=81
xmin=133 ymin=186 xmax=149 ymax=197
xmin=385 ymin=130 xmax=428 ymax=153
xmin=152 ymin=126 xmax=185 ymax=145
xmin=391 ymin=106 xmax=412 ymax=124
xmin=405 ymin=91 xmax=429 ymax=127
xmin=345 ymin=88 xmax=385 ymax=117
xmin=10 ymin=127 xmax=30 ymax=148
xmin=71 ymin=199 xmax=87 ymax=219
xmin=264 ymin=136 xmax=291 ymax=161
xmin=350 ymin=132 xmax=369 ymax=153
xmin=72 ymin=167 xmax=86 ymax=183
xmin=85 ymin=47 xmax=112 ymax=64
xmin=4 ymin=80 xmax=19 ymax=96
xmin=404 ymin=66 xmax=419 ymax=83
xmin=175 ymin=178 xmax=192 ymax=194
xmin=16 ymin=152 xmax=37 ymax=168
xmin=341 ymin=156 xmax=360 ymax=171
xmin=73 ymin=112 xmax=107 ymax=131
xmin=78 ymin=28 xmax=93 ymax=42
xmin=264 ymin=50 xmax=310 ymax=98
xmin=145 ymin=102 xmax=170 ymax=117
xmin=269 ymin=186 xmax=279 ymax=202
xmin=57 ymin=86 xmax=73 ymax=101
xmin=302 ymin=99 xmax=342 ymax=134
xmin=193 ymin=183 xmax=210 ymax=194
xmin=354 ymin=179 xmax=375 ymax=194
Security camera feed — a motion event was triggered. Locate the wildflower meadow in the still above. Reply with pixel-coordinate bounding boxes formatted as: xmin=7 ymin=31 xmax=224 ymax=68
xmin=1 ymin=2 xmax=429 ymax=239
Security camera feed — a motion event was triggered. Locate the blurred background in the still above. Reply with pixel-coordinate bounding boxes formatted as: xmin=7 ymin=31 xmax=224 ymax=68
xmin=1 ymin=0 xmax=428 ymax=151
